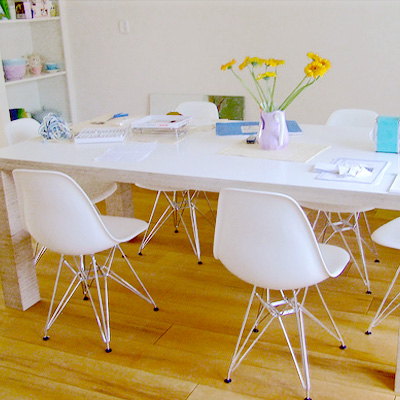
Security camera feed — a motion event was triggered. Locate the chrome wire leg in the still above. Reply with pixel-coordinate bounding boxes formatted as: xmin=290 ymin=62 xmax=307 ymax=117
xmin=43 ymin=249 xmax=158 ymax=352
xmin=321 ymin=211 xmax=371 ymax=294
xmin=362 ymin=211 xmax=380 ymax=262
xmin=299 ymin=286 xmax=346 ymax=349
xmin=292 ymin=293 xmax=311 ymax=400
xmin=192 ymin=191 xmax=216 ymax=226
xmin=139 ymin=190 xmax=202 ymax=263
xmin=366 ymin=265 xmax=400 ymax=334
xmin=34 ymin=244 xmax=47 ymax=265
xmin=43 ymin=255 xmax=82 ymax=340
xmin=114 ymin=244 xmax=158 ymax=310
xmin=225 ymin=288 xmax=327 ymax=399
xmin=138 ymin=191 xmax=174 ymax=255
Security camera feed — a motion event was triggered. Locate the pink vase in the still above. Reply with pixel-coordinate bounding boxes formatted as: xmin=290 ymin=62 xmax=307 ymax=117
xmin=31 ymin=65 xmax=42 ymax=75
xmin=258 ymin=110 xmax=289 ymax=150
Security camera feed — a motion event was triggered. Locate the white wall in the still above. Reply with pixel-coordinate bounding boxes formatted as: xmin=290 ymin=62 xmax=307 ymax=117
xmin=63 ymin=0 xmax=400 ymax=124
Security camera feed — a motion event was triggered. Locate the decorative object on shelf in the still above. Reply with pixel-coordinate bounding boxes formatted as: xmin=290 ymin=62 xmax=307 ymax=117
xmin=0 ymin=0 xmax=10 ymax=19
xmin=39 ymin=113 xmax=72 ymax=141
xmin=45 ymin=61 xmax=59 ymax=73
xmin=31 ymin=0 xmax=52 ymax=18
xmin=26 ymin=53 xmax=44 ymax=76
xmin=2 ymin=58 xmax=27 ymax=81
xmin=9 ymin=108 xmax=29 ymax=121
xmin=221 ymin=53 xmax=331 ymax=150
xmin=15 ymin=1 xmax=32 ymax=19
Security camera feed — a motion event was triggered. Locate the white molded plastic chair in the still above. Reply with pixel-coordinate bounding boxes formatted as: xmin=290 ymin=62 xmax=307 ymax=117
xmin=136 ymin=101 xmax=219 ymax=264
xmin=366 ymin=218 xmax=400 ymax=334
xmin=13 ymin=169 xmax=158 ymax=352
xmin=5 ymin=117 xmax=43 ymax=145
xmin=6 ymin=118 xmax=118 ymax=263
xmin=326 ymin=109 xmax=378 ymax=128
xmin=176 ymin=101 xmax=219 ymax=121
xmin=214 ymin=188 xmax=349 ymax=400
xmin=301 ymin=109 xmax=379 ymax=294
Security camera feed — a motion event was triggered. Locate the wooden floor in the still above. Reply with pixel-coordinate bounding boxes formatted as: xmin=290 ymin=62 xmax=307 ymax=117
xmin=1 ymin=186 xmax=400 ymax=399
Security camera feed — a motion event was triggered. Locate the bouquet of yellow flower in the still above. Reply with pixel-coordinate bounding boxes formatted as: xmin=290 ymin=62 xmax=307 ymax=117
xmin=221 ymin=53 xmax=331 ymax=113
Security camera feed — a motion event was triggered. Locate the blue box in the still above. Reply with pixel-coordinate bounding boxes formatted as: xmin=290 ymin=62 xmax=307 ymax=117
xmin=376 ymin=116 xmax=399 ymax=153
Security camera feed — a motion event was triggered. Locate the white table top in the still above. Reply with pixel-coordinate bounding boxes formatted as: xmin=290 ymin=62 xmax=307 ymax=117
xmin=0 ymin=123 xmax=399 ymax=210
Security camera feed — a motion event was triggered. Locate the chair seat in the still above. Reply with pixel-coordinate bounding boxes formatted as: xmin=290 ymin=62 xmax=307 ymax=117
xmin=78 ymin=178 xmax=118 ymax=204
xmin=371 ymin=217 xmax=400 ymax=250
xmin=301 ymin=201 xmax=374 ymax=214
xmin=319 ymin=243 xmax=350 ymax=277
xmin=101 ymin=215 xmax=148 ymax=242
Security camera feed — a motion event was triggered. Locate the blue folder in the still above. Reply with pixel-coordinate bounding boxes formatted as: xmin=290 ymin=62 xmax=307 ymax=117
xmin=216 ymin=120 xmax=302 ymax=136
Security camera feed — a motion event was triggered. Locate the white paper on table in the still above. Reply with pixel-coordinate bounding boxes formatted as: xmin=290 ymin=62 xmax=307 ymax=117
xmin=316 ymin=158 xmax=389 ymax=184
xmin=95 ymin=142 xmax=157 ymax=162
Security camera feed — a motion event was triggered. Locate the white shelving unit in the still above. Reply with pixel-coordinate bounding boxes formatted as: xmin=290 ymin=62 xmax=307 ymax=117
xmin=0 ymin=1 xmax=75 ymax=145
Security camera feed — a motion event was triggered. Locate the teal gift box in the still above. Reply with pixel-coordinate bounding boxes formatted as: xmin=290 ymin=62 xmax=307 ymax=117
xmin=375 ymin=116 xmax=400 ymax=153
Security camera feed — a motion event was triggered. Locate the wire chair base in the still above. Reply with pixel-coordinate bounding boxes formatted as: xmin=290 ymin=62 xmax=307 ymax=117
xmin=43 ymin=245 xmax=158 ymax=352
xmin=225 ymin=286 xmax=346 ymax=400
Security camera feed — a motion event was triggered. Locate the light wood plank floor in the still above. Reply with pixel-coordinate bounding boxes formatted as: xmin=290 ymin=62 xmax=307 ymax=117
xmin=1 ymin=186 xmax=400 ymax=399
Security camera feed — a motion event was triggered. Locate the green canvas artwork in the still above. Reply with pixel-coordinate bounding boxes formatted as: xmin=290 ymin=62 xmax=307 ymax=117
xmin=208 ymin=95 xmax=245 ymax=120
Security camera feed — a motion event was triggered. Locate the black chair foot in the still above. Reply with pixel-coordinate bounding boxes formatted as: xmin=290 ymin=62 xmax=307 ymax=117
xmin=366 ymin=290 xmax=372 ymax=294
xmin=253 ymin=328 xmax=259 ymax=333
xmin=154 ymin=307 xmax=159 ymax=311
xmin=83 ymin=295 xmax=89 ymax=301
xmin=365 ymin=330 xmax=372 ymax=335
xmin=105 ymin=348 xmax=112 ymax=353
xmin=198 ymin=261 xmax=203 ymax=265
xmin=375 ymin=259 xmax=380 ymax=263
xmin=43 ymin=336 xmax=49 ymax=341
xmin=138 ymin=252 xmax=143 ymax=256
xmin=224 ymin=378 xmax=231 ymax=383
xmin=175 ymin=229 xmax=179 ymax=233
xmin=339 ymin=344 xmax=346 ymax=350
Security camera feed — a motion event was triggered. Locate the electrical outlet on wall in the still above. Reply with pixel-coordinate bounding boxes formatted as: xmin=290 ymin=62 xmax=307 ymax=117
xmin=118 ymin=19 xmax=130 ymax=34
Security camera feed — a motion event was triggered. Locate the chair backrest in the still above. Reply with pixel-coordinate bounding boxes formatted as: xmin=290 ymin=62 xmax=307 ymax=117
xmin=213 ymin=188 xmax=334 ymax=290
xmin=326 ymin=109 xmax=378 ymax=129
xmin=13 ymin=169 xmax=119 ymax=256
xmin=176 ymin=101 xmax=219 ymax=120
xmin=5 ymin=118 xmax=40 ymax=145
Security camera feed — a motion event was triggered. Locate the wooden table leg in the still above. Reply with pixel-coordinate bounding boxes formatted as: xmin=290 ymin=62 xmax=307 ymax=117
xmin=105 ymin=182 xmax=134 ymax=217
xmin=0 ymin=171 xmax=40 ymax=310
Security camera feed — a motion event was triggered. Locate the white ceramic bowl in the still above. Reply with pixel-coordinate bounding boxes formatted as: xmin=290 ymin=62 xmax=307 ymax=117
xmin=2 ymin=58 xmax=26 ymax=67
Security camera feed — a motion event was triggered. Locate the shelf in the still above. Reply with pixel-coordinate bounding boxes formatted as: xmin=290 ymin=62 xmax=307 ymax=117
xmin=0 ymin=17 xmax=60 ymax=25
xmin=4 ymin=70 xmax=66 ymax=86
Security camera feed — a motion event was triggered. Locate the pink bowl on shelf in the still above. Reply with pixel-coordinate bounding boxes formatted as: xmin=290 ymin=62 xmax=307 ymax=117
xmin=3 ymin=64 xmax=27 ymax=81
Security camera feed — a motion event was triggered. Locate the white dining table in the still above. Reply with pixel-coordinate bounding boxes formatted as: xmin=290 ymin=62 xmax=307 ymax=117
xmin=1 ymin=121 xmax=400 ymax=389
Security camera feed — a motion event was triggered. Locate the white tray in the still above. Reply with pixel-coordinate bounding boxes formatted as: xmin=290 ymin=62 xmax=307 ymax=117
xmin=130 ymin=115 xmax=192 ymax=129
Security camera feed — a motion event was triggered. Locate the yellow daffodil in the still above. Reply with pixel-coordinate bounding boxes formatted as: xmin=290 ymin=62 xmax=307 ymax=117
xmin=221 ymin=59 xmax=236 ymax=71
xmin=307 ymin=52 xmax=321 ymax=62
xmin=267 ymin=58 xmax=285 ymax=67
xmin=305 ymin=60 xmax=330 ymax=78
xmin=221 ymin=52 xmax=330 ymax=112
xmin=248 ymin=57 xmax=263 ymax=66
xmin=239 ymin=57 xmax=250 ymax=70
xmin=257 ymin=71 xmax=277 ymax=80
